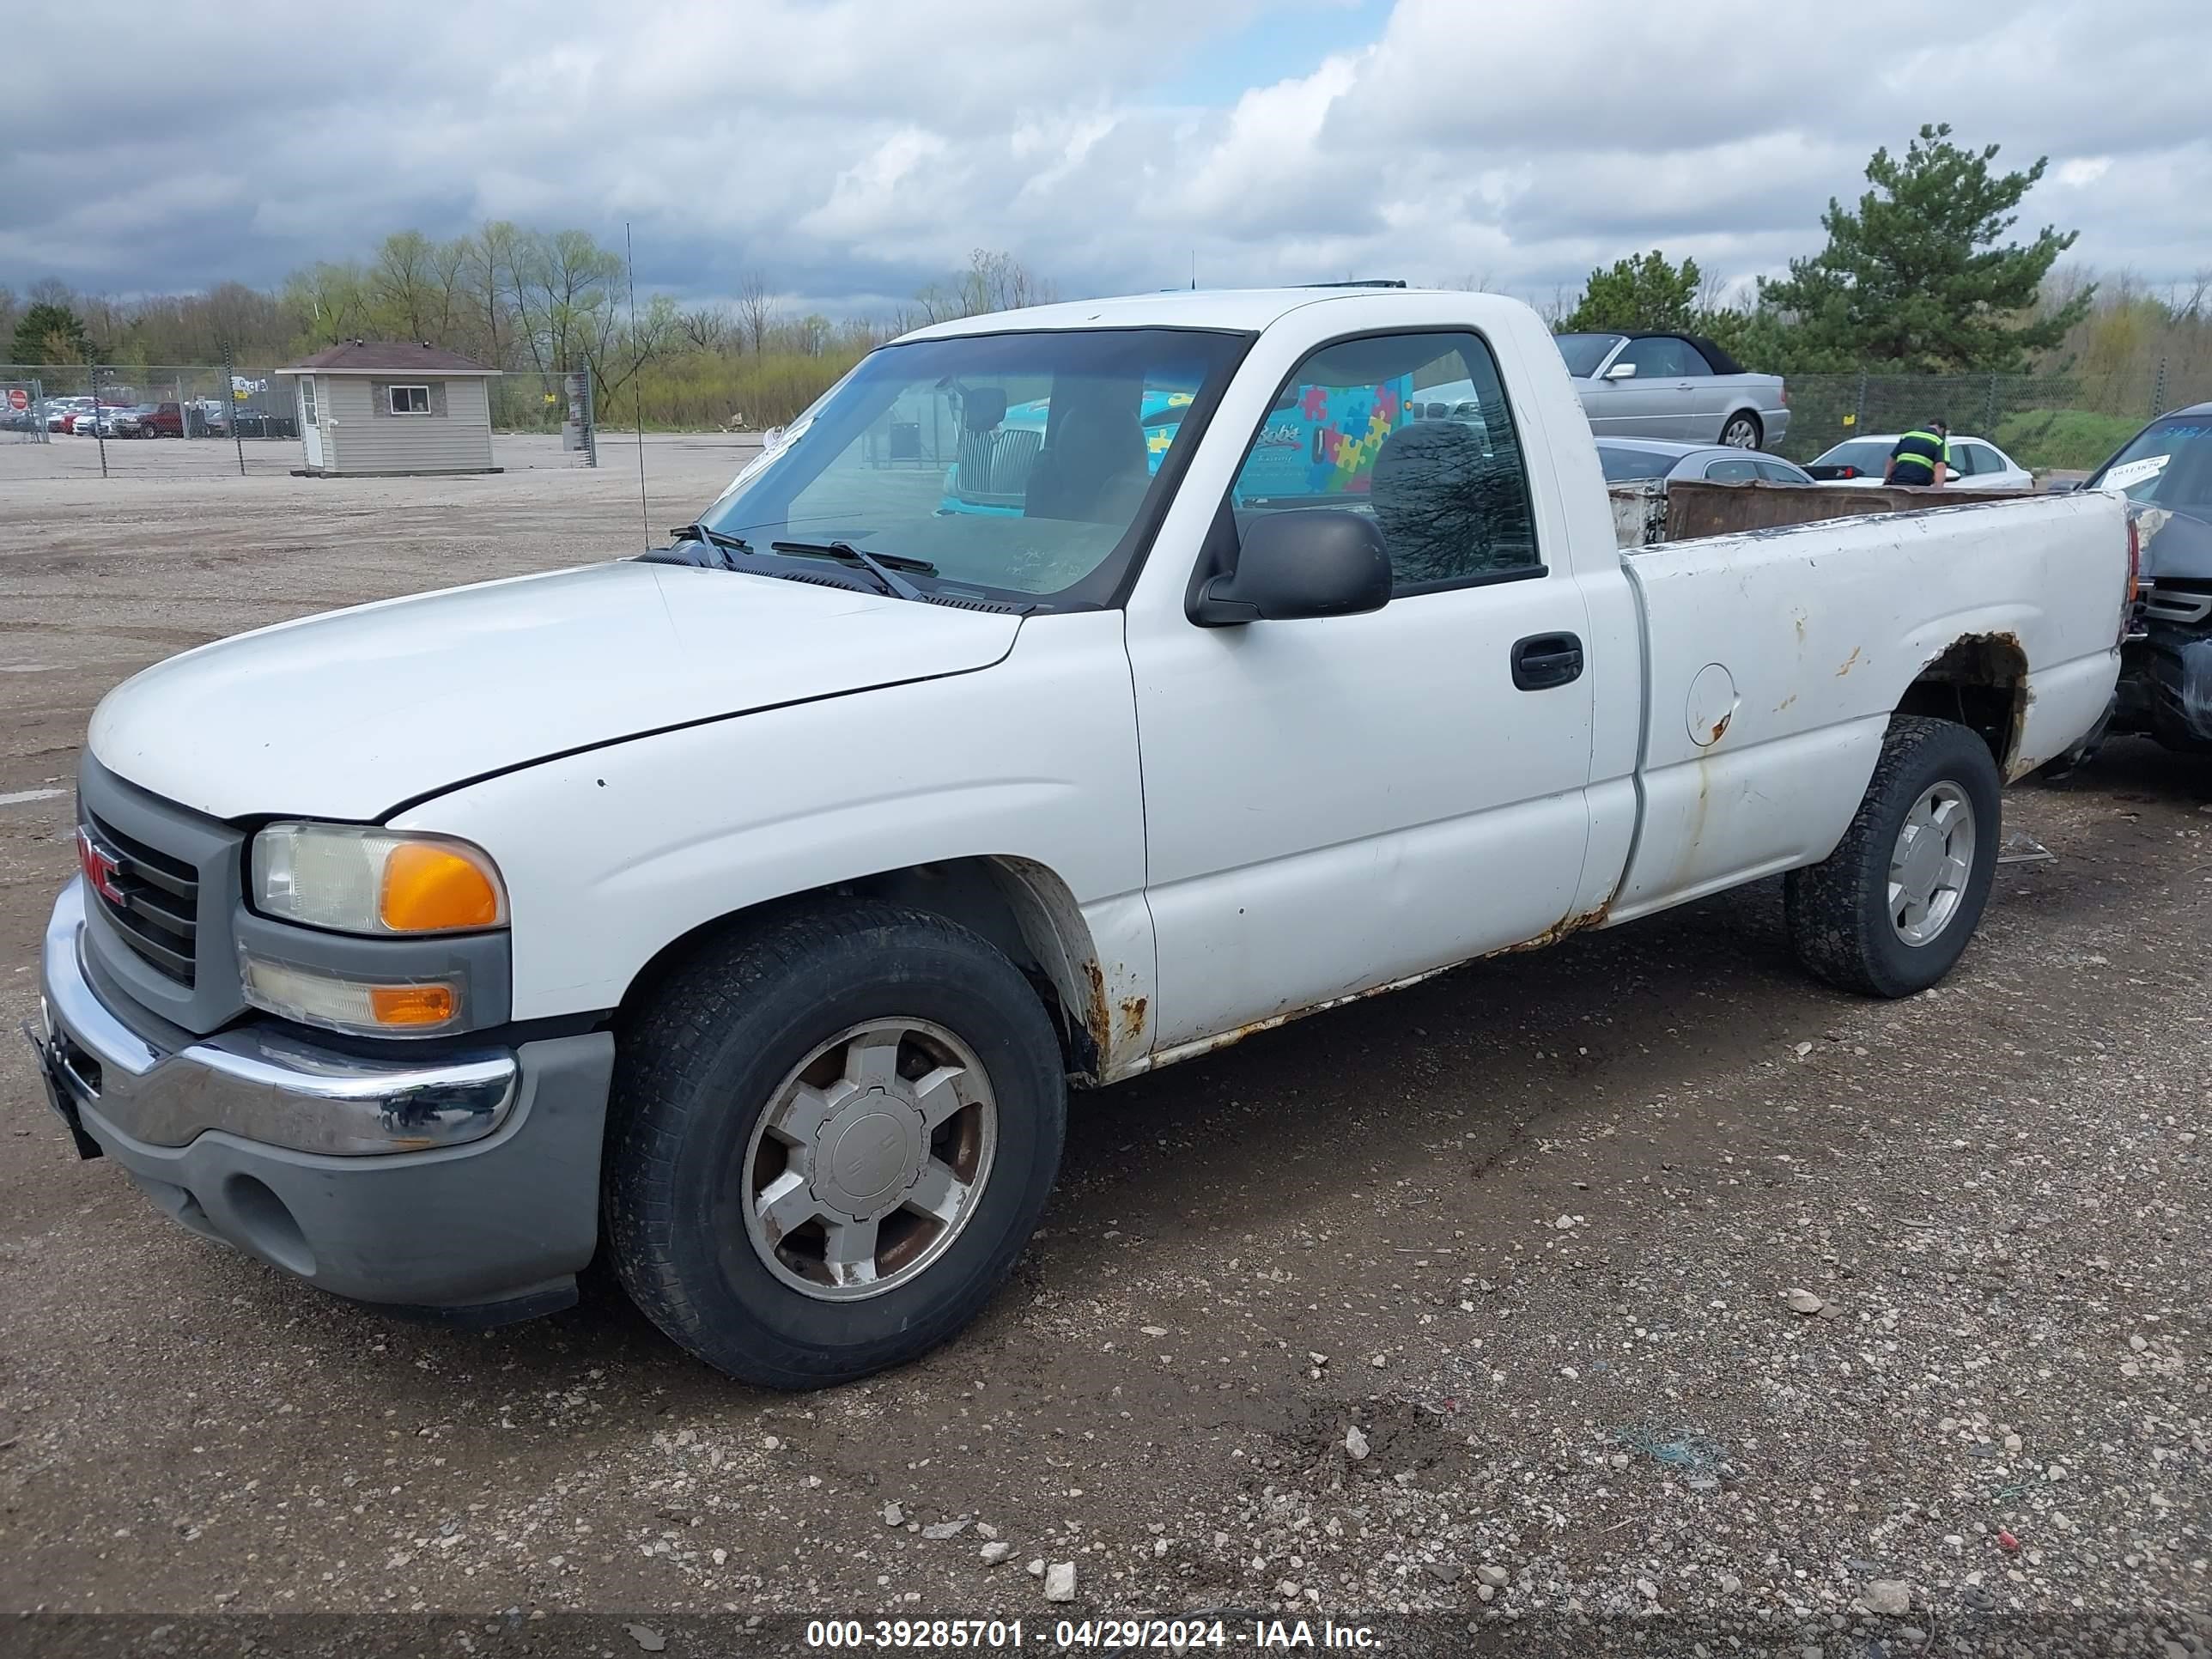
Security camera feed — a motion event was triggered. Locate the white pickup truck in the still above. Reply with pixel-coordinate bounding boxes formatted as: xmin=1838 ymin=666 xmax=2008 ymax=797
xmin=33 ymin=288 xmax=2133 ymax=1389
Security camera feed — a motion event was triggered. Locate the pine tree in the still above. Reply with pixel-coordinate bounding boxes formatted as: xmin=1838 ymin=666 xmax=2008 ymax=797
xmin=1760 ymin=124 xmax=2090 ymax=372
xmin=1561 ymin=252 xmax=1703 ymax=334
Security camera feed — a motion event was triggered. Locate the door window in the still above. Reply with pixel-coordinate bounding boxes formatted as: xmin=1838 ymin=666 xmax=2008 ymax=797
xmin=1615 ymin=337 xmax=1698 ymax=380
xmin=1755 ymin=459 xmax=1809 ymax=484
xmin=1948 ymin=442 xmax=1983 ymax=476
xmin=1230 ymin=332 xmax=1539 ymax=592
xmin=1703 ymin=457 xmax=1761 ymax=483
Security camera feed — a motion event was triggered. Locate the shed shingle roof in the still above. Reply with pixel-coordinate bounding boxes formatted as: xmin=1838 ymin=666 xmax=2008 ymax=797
xmin=277 ymin=341 xmax=501 ymax=375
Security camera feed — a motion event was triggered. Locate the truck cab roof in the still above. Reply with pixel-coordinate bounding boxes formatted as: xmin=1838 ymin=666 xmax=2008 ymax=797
xmin=902 ymin=286 xmax=1477 ymax=341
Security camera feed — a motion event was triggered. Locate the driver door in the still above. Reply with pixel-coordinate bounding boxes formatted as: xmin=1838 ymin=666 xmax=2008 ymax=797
xmin=1125 ymin=330 xmax=1597 ymax=1054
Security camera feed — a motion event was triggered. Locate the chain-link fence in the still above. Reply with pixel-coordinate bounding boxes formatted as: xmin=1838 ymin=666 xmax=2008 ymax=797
xmin=1777 ymin=362 xmax=2212 ymax=472
xmin=0 ymin=362 xmax=298 ymax=476
xmin=0 ymin=362 xmax=602 ymax=477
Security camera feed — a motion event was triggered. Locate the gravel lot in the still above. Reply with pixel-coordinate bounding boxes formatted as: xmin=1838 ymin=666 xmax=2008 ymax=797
xmin=1 ymin=458 xmax=2207 ymax=1655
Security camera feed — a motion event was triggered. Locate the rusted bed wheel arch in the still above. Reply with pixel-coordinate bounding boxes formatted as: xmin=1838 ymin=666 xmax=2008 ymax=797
xmin=1895 ymin=631 xmax=2033 ymax=781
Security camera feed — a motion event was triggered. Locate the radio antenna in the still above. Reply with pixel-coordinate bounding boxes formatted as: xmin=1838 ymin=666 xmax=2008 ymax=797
xmin=625 ymin=222 xmax=649 ymax=550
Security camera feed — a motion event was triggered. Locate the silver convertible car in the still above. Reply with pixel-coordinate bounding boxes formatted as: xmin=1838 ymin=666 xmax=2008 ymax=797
xmin=1556 ymin=331 xmax=1790 ymax=451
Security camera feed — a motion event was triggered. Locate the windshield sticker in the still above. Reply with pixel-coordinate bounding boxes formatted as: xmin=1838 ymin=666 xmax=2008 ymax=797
xmin=2102 ymin=454 xmax=2170 ymax=491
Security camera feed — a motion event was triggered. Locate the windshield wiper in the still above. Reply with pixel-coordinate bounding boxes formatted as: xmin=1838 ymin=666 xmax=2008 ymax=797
xmin=769 ymin=539 xmax=935 ymax=601
xmin=667 ymin=523 xmax=754 ymax=567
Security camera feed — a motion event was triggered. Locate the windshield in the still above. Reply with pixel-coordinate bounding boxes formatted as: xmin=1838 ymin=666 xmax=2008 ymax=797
xmin=1596 ymin=446 xmax=1674 ymax=482
xmin=1811 ymin=439 xmax=1897 ymax=471
xmin=1553 ymin=334 xmax=1623 ymax=378
xmin=694 ymin=328 xmax=1247 ymax=607
xmin=2087 ymin=416 xmax=2212 ymax=512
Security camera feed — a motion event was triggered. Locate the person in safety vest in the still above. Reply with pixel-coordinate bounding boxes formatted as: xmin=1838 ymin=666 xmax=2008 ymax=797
xmin=1886 ymin=420 xmax=1951 ymax=487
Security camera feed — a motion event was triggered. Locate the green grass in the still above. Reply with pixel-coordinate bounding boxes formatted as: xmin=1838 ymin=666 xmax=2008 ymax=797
xmin=1992 ymin=409 xmax=2143 ymax=472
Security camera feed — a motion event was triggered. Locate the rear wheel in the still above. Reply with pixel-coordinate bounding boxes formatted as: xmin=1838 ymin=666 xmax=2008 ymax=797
xmin=604 ymin=901 xmax=1066 ymax=1389
xmin=1786 ymin=716 xmax=2001 ymax=998
xmin=1720 ymin=412 xmax=1762 ymax=449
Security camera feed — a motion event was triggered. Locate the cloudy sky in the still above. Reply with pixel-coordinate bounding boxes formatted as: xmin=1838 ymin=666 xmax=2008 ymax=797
xmin=8 ymin=0 xmax=2210 ymax=316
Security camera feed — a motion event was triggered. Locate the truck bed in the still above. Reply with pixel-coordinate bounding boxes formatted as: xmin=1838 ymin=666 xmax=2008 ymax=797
xmin=1602 ymin=489 xmax=2130 ymax=927
xmin=1610 ymin=477 xmax=2046 ymax=550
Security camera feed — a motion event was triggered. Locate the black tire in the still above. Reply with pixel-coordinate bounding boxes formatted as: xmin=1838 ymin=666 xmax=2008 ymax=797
xmin=604 ymin=900 xmax=1066 ymax=1389
xmin=1785 ymin=716 xmax=2002 ymax=998
xmin=1720 ymin=411 xmax=1763 ymax=449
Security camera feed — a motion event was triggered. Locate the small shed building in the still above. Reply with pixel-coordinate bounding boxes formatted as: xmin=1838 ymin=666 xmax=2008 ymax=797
xmin=274 ymin=342 xmax=503 ymax=476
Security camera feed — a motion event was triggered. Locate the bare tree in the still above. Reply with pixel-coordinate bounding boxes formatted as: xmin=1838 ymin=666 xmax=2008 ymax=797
xmin=465 ymin=222 xmax=526 ymax=369
xmin=678 ymin=305 xmax=732 ymax=353
xmin=369 ymin=231 xmax=439 ymax=339
xmin=914 ymin=250 xmax=1056 ymax=325
xmin=734 ymin=270 xmax=778 ymax=355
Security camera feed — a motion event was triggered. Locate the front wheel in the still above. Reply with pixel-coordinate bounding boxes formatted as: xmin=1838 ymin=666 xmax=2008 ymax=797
xmin=1720 ymin=412 xmax=1762 ymax=449
xmin=604 ymin=901 xmax=1067 ymax=1389
xmin=1786 ymin=716 xmax=2002 ymax=998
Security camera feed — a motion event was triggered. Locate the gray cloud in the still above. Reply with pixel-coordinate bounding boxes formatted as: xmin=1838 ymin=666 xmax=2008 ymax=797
xmin=5 ymin=0 xmax=2209 ymax=318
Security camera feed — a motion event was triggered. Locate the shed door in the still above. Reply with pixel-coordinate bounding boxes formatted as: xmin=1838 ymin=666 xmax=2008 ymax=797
xmin=300 ymin=379 xmax=325 ymax=469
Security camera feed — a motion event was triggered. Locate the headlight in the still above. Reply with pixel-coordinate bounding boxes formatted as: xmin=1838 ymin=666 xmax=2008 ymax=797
xmin=252 ymin=823 xmax=507 ymax=936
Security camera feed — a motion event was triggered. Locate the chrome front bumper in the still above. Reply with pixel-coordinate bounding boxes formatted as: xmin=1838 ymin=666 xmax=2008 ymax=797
xmin=38 ymin=877 xmax=517 ymax=1155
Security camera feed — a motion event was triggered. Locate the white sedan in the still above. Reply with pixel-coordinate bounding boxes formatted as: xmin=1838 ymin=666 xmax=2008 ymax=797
xmin=1807 ymin=434 xmax=2034 ymax=491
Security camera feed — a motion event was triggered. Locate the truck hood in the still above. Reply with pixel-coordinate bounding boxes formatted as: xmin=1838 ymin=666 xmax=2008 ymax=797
xmin=2139 ymin=504 xmax=2212 ymax=583
xmin=89 ymin=561 xmax=1022 ymax=821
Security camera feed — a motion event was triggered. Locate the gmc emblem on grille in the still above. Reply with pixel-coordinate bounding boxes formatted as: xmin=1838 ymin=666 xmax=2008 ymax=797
xmin=76 ymin=827 xmax=127 ymax=907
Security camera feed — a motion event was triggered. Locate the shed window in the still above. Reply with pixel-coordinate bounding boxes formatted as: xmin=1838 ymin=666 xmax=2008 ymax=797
xmin=387 ymin=384 xmax=432 ymax=416
xmin=299 ymin=378 xmax=318 ymax=426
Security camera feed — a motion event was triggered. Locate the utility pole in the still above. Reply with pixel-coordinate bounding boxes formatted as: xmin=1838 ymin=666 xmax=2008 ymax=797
xmin=222 ymin=343 xmax=247 ymax=476
xmin=90 ymin=359 xmax=108 ymax=478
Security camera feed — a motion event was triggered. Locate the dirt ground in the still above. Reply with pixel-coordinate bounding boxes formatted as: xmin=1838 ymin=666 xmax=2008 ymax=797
xmin=1 ymin=458 xmax=2207 ymax=1654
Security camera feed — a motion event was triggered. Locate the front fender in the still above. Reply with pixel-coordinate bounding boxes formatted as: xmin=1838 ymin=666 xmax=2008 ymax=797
xmin=388 ymin=613 xmax=1156 ymax=1066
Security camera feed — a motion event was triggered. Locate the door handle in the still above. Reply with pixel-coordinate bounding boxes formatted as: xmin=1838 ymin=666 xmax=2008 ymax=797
xmin=1511 ymin=632 xmax=1584 ymax=691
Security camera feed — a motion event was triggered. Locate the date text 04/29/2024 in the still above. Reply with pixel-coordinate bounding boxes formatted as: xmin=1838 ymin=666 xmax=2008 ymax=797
xmin=802 ymin=1619 xmax=1384 ymax=1650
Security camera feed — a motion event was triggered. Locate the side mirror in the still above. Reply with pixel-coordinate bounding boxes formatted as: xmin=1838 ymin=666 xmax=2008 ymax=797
xmin=1191 ymin=510 xmax=1394 ymax=627
xmin=1603 ymin=362 xmax=1638 ymax=381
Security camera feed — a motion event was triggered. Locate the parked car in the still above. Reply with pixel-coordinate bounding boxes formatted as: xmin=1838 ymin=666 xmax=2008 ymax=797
xmin=1807 ymin=434 xmax=2033 ymax=490
xmin=33 ymin=287 xmax=2130 ymax=1388
xmin=76 ymin=404 xmax=135 ymax=437
xmin=1555 ymin=331 xmax=1790 ymax=449
xmin=2064 ymin=403 xmax=2212 ymax=755
xmin=108 ymin=404 xmax=162 ymax=438
xmin=1596 ymin=437 xmax=1814 ymax=486
xmin=125 ymin=402 xmax=189 ymax=438
xmin=46 ymin=398 xmax=93 ymax=434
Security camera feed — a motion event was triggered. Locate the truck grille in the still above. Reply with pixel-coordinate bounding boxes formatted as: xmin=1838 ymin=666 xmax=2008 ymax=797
xmin=82 ymin=810 xmax=200 ymax=985
xmin=2142 ymin=579 xmax=2212 ymax=626
xmin=953 ymin=428 xmax=1043 ymax=504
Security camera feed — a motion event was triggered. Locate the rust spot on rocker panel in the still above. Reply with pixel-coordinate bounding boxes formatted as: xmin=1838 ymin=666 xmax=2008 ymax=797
xmin=1118 ymin=995 xmax=1148 ymax=1041
xmin=1080 ymin=958 xmax=1111 ymax=1070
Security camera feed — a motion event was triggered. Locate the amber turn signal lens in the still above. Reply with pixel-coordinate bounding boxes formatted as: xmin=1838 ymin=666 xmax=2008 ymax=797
xmin=379 ymin=843 xmax=501 ymax=932
xmin=367 ymin=983 xmax=458 ymax=1026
